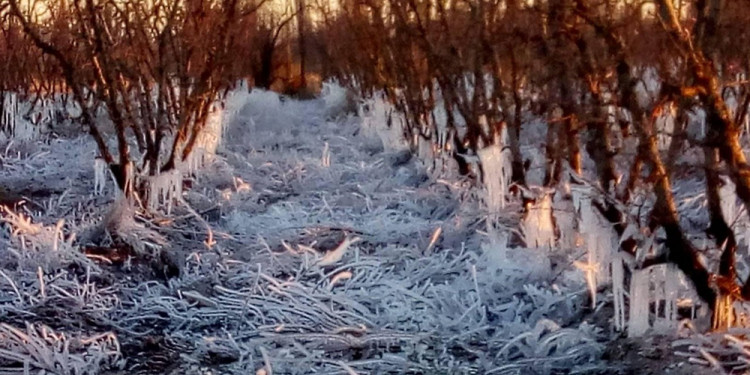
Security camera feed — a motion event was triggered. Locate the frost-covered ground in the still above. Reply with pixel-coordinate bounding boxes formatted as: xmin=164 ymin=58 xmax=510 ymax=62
xmin=0 ymin=88 xmax=721 ymax=375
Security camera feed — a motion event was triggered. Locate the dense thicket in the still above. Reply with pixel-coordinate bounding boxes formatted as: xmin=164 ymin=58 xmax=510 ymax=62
xmin=0 ymin=0 xmax=310 ymax=192
xmin=5 ymin=0 xmax=750 ymax=324
xmin=312 ymin=0 xmax=750 ymax=321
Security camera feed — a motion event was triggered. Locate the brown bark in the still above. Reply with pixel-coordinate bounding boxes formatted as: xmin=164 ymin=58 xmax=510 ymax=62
xmin=7 ymin=0 xmax=114 ymax=165
xmin=508 ymin=50 xmax=527 ymax=186
xmin=573 ymin=32 xmax=617 ymax=192
xmin=545 ymin=0 xmax=578 ymax=186
xmin=543 ymin=117 xmax=564 ymax=186
xmin=704 ymin=147 xmax=738 ymax=282
xmin=566 ymin=115 xmax=582 ymax=176
xmin=574 ymin=1 xmax=717 ymax=306
xmin=655 ymin=0 xmax=750 ymax=297
xmin=639 ymin=105 xmax=716 ymax=306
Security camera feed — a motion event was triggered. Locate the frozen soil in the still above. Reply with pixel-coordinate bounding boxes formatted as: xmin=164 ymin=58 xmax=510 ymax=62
xmin=0 ymin=89 xmax=718 ymax=374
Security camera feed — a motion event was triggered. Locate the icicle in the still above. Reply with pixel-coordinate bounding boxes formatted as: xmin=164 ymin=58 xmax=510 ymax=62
xmin=477 ymin=143 xmax=513 ymax=213
xmin=574 ymin=185 xmax=615 ymax=292
xmin=187 ymin=101 xmax=223 ymax=172
xmin=15 ymin=117 xmax=37 ymax=141
xmin=417 ymin=137 xmax=433 ymax=163
xmin=146 ymin=169 xmax=183 ymax=214
xmin=94 ymin=157 xmax=108 ymax=195
xmin=554 ymin=189 xmax=576 ymax=249
xmin=629 ymin=268 xmax=650 ymax=337
xmin=612 ymin=254 xmax=626 ymax=331
xmin=123 ymin=162 xmax=135 ymax=200
xmin=596 ymin=224 xmax=613 ymax=285
xmin=1 ymin=93 xmax=17 ymax=136
xmin=651 ymin=264 xmax=673 ymax=332
xmin=656 ymin=105 xmax=674 ymax=152
xmin=360 ymin=95 xmax=407 ymax=152
xmin=574 ymin=246 xmax=599 ymax=308
xmin=321 ymin=141 xmax=331 ymax=167
xmin=522 ymin=191 xmax=555 ymax=249
xmin=185 ymin=147 xmax=207 ymax=174
xmin=664 ymin=264 xmax=678 ymax=323
xmin=720 ymin=177 xmax=737 ymax=225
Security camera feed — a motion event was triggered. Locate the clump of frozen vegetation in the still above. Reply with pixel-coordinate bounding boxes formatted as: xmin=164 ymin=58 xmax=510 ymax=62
xmin=0 ymin=323 xmax=121 ymax=375
xmin=358 ymin=93 xmax=408 ymax=152
xmin=0 ymin=205 xmax=123 ymax=373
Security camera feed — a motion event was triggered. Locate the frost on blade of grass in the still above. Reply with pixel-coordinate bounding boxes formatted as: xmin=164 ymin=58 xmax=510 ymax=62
xmin=0 ymin=203 xmax=121 ymax=374
xmin=672 ymin=327 xmax=750 ymax=373
xmin=0 ymin=207 xmax=92 ymax=272
xmin=104 ymin=223 xmax=600 ymax=373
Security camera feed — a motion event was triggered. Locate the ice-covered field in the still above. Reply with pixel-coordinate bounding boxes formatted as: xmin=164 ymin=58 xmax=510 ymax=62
xmin=0 ymin=87 xmax=723 ymax=375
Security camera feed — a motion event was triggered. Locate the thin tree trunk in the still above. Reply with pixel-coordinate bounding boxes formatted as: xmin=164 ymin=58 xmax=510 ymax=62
xmin=508 ymin=49 xmax=526 ymax=186
xmin=543 ymin=117 xmax=563 ymax=186
xmin=656 ymin=0 xmax=750 ymax=297
xmin=566 ymin=115 xmax=582 ymax=176
xmin=704 ymin=147 xmax=738 ymax=280
xmin=639 ymin=107 xmax=717 ymax=306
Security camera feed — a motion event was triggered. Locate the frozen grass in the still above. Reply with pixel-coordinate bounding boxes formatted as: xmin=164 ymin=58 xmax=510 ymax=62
xmin=6 ymin=86 xmax=713 ymax=374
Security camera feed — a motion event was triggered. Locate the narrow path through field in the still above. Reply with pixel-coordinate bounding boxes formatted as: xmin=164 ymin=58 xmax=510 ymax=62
xmin=0 ymin=89 xmax=709 ymax=375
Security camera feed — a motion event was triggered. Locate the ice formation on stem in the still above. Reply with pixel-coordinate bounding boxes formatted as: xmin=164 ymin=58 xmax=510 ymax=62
xmin=185 ymin=147 xmax=209 ymax=175
xmin=522 ymin=190 xmax=555 ymax=249
xmin=359 ymin=94 xmax=407 ymax=152
xmin=629 ymin=267 xmax=650 ymax=337
xmin=145 ymin=169 xmax=183 ymax=214
xmin=1 ymin=93 xmax=18 ymax=136
xmin=612 ymin=253 xmax=626 ymax=331
xmin=720 ymin=177 xmax=737 ymax=225
xmin=655 ymin=105 xmax=675 ymax=152
xmin=185 ymin=100 xmax=228 ymax=174
xmin=652 ymin=264 xmax=679 ymax=329
xmin=93 ymin=157 xmax=108 ymax=195
xmin=478 ymin=130 xmax=512 ymax=214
